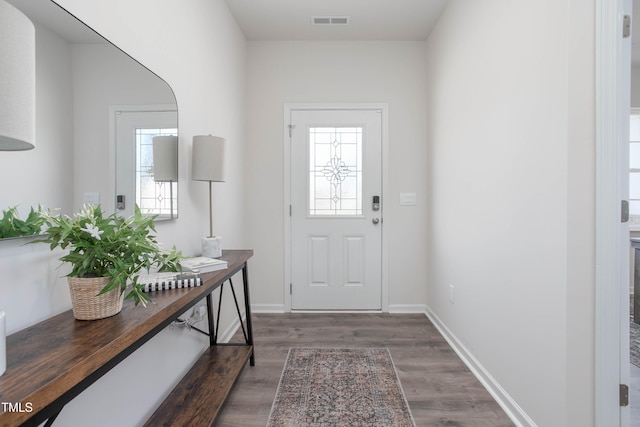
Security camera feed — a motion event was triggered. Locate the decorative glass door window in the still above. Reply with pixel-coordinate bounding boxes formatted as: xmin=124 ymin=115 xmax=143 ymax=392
xmin=135 ymin=127 xmax=178 ymax=217
xmin=308 ymin=127 xmax=362 ymax=216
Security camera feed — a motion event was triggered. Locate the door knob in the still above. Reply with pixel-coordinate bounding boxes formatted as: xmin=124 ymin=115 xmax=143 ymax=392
xmin=372 ymin=218 xmax=380 ymax=225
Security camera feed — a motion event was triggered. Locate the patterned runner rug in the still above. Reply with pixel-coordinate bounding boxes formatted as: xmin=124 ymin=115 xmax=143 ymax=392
xmin=267 ymin=348 xmax=415 ymax=427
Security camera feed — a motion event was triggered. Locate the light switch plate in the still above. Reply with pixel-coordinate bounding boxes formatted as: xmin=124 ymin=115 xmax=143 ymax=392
xmin=83 ymin=192 xmax=100 ymax=205
xmin=399 ymin=192 xmax=416 ymax=206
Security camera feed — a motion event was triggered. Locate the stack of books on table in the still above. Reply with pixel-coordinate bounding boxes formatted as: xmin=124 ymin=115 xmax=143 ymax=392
xmin=180 ymin=256 xmax=228 ymax=274
xmin=137 ymin=271 xmax=201 ymax=292
xmin=136 ymin=257 xmax=227 ymax=292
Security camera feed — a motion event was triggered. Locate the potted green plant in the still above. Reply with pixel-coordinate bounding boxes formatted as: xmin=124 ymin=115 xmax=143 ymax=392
xmin=0 ymin=206 xmax=45 ymax=239
xmin=34 ymin=204 xmax=182 ymax=320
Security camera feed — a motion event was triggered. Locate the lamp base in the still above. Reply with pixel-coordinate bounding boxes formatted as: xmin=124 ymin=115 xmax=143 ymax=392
xmin=201 ymin=236 xmax=223 ymax=258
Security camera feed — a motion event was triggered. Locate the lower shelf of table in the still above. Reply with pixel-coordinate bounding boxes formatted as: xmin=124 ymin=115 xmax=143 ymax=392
xmin=144 ymin=344 xmax=253 ymax=427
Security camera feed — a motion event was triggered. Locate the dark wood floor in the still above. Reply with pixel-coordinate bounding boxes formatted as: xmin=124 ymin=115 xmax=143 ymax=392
xmin=215 ymin=313 xmax=514 ymax=427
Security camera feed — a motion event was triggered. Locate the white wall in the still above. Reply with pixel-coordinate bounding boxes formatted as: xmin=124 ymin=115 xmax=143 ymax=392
xmin=425 ymin=1 xmax=595 ymax=426
xmin=246 ymin=40 xmax=429 ymax=311
xmin=1 ymin=0 xmax=247 ymax=425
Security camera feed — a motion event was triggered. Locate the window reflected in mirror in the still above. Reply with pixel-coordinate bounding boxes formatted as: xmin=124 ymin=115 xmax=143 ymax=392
xmin=114 ymin=107 xmax=178 ymax=220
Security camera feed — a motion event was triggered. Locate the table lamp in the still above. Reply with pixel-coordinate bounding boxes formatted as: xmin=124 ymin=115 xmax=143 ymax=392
xmin=0 ymin=0 xmax=35 ymax=151
xmin=192 ymin=135 xmax=225 ymax=258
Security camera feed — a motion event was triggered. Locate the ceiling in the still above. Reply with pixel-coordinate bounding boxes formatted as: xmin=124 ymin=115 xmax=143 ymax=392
xmin=9 ymin=0 xmax=450 ymax=44
xmin=222 ymin=0 xmax=450 ymax=41
xmin=12 ymin=0 xmax=640 ymax=65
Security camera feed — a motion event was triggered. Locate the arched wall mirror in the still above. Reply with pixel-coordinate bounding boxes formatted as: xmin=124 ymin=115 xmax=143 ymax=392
xmin=1 ymin=0 xmax=178 ymax=233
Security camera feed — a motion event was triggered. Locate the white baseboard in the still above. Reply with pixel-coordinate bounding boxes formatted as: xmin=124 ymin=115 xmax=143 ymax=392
xmin=388 ymin=304 xmax=427 ymax=313
xmin=251 ymin=304 xmax=285 ymax=313
xmin=424 ymin=306 xmax=536 ymax=427
xmin=252 ymin=304 xmax=424 ymax=313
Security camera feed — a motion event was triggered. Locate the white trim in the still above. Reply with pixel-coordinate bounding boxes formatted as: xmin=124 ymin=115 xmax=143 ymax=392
xmin=388 ymin=304 xmax=427 ymax=314
xmin=284 ymin=105 xmax=292 ymax=312
xmin=424 ymin=307 xmax=536 ymax=427
xmin=251 ymin=304 xmax=286 ymax=313
xmin=291 ymin=310 xmax=382 ymax=314
xmin=283 ymin=103 xmax=389 ymax=313
xmin=595 ymin=0 xmax=629 ymax=425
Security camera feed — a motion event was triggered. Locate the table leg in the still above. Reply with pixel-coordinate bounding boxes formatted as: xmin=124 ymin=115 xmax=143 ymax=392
xmin=242 ymin=263 xmax=255 ymax=366
xmin=206 ymin=293 xmax=216 ymax=345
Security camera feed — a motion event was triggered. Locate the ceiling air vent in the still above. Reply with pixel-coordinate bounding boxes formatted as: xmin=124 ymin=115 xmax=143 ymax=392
xmin=312 ymin=16 xmax=350 ymax=26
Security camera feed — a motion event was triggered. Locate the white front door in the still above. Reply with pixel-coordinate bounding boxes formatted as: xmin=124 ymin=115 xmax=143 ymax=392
xmin=290 ymin=109 xmax=382 ymax=310
xmin=113 ymin=107 xmax=177 ymax=218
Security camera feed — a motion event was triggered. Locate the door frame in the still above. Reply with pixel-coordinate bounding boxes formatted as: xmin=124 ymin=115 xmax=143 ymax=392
xmin=595 ymin=0 xmax=630 ymax=424
xmin=283 ymin=103 xmax=389 ymax=312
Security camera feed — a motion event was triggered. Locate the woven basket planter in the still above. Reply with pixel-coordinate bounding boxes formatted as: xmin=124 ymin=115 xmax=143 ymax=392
xmin=67 ymin=276 xmax=124 ymax=320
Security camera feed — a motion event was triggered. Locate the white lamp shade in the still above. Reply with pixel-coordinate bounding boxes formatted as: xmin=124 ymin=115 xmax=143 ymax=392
xmin=152 ymin=136 xmax=178 ymax=182
xmin=0 ymin=0 xmax=35 ymax=151
xmin=192 ymin=135 xmax=225 ymax=182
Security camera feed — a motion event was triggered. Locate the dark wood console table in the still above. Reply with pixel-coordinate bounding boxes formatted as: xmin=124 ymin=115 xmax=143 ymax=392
xmin=0 ymin=249 xmax=254 ymax=427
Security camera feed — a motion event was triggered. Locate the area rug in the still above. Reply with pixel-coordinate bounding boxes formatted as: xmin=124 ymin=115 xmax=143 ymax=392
xmin=267 ymin=348 xmax=416 ymax=427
